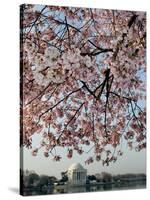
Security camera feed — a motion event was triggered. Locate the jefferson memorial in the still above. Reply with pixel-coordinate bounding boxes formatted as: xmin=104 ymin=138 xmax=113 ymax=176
xmin=67 ymin=163 xmax=87 ymax=186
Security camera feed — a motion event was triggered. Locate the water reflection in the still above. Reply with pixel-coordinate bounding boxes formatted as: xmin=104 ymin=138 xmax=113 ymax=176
xmin=23 ymin=180 xmax=146 ymax=196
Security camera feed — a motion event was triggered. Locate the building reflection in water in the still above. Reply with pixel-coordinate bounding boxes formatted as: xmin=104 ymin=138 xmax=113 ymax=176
xmin=23 ymin=180 xmax=146 ymax=196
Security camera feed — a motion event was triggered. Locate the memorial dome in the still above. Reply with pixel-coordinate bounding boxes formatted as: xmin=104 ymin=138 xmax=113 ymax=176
xmin=68 ymin=163 xmax=85 ymax=171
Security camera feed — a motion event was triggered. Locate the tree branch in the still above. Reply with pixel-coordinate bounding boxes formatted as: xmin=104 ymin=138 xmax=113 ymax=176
xmin=37 ymin=87 xmax=83 ymax=123
xmin=25 ymin=82 xmax=57 ymax=106
xmin=27 ymin=6 xmax=47 ymax=35
xmin=80 ymin=80 xmax=97 ymax=99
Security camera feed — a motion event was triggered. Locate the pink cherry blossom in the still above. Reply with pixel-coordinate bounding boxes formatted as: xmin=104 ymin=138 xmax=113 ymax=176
xmin=21 ymin=5 xmax=146 ymax=166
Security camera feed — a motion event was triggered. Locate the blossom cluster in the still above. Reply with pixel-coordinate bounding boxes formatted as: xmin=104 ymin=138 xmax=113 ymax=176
xmin=24 ymin=41 xmax=95 ymax=87
xmin=22 ymin=5 xmax=146 ymax=165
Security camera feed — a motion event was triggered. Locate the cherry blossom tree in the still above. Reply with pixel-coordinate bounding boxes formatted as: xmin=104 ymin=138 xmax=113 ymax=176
xmin=20 ymin=4 xmax=146 ymax=166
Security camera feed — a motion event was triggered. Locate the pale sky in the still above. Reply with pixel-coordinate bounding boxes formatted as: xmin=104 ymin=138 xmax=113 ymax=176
xmin=22 ymin=133 xmax=146 ymax=179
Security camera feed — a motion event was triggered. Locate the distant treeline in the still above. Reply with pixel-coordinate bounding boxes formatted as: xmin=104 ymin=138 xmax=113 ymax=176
xmin=20 ymin=169 xmax=146 ymax=189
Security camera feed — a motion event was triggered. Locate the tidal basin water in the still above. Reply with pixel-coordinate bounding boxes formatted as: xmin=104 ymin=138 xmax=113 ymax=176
xmin=23 ymin=180 xmax=146 ymax=196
